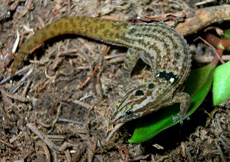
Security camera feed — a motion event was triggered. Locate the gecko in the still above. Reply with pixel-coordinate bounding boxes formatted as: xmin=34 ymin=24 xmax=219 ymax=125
xmin=10 ymin=16 xmax=192 ymax=124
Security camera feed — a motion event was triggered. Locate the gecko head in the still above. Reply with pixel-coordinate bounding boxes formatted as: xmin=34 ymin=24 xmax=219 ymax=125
xmin=109 ymin=82 xmax=162 ymax=124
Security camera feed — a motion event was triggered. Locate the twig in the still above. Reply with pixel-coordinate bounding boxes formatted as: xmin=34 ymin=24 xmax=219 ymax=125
xmin=195 ymin=36 xmax=224 ymax=64
xmin=45 ymin=63 xmax=57 ymax=81
xmin=1 ymin=88 xmax=30 ymax=102
xmin=175 ymin=5 xmax=230 ymax=36
xmin=72 ymin=99 xmax=93 ymax=110
xmin=12 ymin=30 xmax=20 ymax=53
xmin=215 ymin=140 xmax=227 ymax=162
xmin=58 ymin=118 xmax=83 ymax=125
xmin=0 ymin=139 xmax=17 ymax=149
xmin=80 ymin=46 xmax=111 ymax=88
xmin=22 ymin=80 xmax=31 ymax=97
xmin=104 ymin=53 xmax=125 ymax=60
xmin=35 ymin=141 xmax=51 ymax=162
xmin=59 ymin=142 xmax=81 ymax=152
xmin=132 ymin=154 xmax=150 ymax=161
xmin=37 ymin=119 xmax=51 ymax=128
xmin=106 ymin=123 xmax=124 ymax=143
xmin=12 ymin=67 xmax=33 ymax=93
xmin=193 ymin=55 xmax=230 ymax=63
xmin=26 ymin=123 xmax=59 ymax=151
xmin=65 ymin=149 xmax=71 ymax=162
xmin=46 ymin=135 xmax=66 ymax=140
xmin=0 ymin=66 xmax=31 ymax=85
xmin=49 ymin=103 xmax=62 ymax=133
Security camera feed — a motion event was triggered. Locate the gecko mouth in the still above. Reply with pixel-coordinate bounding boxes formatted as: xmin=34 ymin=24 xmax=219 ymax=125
xmin=109 ymin=115 xmax=120 ymax=124
xmin=109 ymin=112 xmax=125 ymax=124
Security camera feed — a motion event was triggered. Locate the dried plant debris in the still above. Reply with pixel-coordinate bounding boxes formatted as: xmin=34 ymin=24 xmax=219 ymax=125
xmin=0 ymin=0 xmax=230 ymax=161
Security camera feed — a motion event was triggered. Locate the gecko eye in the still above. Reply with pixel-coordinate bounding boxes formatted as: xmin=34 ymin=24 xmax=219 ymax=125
xmin=125 ymin=110 xmax=133 ymax=116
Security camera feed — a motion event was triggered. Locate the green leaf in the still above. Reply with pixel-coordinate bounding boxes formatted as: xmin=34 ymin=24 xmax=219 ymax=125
xmin=213 ymin=61 xmax=230 ymax=105
xmin=224 ymin=29 xmax=230 ymax=39
xmin=129 ymin=64 xmax=214 ymax=143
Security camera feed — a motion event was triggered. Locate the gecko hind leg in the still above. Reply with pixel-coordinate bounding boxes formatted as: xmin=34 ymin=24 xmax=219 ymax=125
xmin=172 ymin=92 xmax=191 ymax=124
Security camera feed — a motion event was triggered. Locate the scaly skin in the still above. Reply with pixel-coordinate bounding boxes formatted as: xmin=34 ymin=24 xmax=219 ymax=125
xmin=11 ymin=16 xmax=192 ymax=124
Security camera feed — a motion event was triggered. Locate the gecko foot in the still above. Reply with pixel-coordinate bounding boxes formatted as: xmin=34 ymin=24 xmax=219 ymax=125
xmin=173 ymin=114 xmax=190 ymax=124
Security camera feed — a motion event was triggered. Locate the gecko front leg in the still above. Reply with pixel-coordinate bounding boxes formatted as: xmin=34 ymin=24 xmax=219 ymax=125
xmin=122 ymin=48 xmax=156 ymax=90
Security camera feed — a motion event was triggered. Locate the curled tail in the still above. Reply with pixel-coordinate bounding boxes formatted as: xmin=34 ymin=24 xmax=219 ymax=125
xmin=11 ymin=16 xmax=129 ymax=76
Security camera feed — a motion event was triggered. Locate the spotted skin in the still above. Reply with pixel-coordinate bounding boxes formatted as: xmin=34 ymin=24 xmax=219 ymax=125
xmin=10 ymin=16 xmax=192 ymax=124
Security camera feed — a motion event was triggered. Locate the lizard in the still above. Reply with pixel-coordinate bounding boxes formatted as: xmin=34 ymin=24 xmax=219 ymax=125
xmin=10 ymin=16 xmax=192 ymax=124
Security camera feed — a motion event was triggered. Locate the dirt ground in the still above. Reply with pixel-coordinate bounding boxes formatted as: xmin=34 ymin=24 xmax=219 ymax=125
xmin=0 ymin=0 xmax=230 ymax=161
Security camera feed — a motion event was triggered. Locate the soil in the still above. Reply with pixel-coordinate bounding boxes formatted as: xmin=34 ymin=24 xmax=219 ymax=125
xmin=0 ymin=0 xmax=229 ymax=161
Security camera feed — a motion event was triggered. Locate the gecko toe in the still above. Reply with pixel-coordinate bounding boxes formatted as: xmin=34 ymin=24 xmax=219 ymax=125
xmin=173 ymin=114 xmax=190 ymax=124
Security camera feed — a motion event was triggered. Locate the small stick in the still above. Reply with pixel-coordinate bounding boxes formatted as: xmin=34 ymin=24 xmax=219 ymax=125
xmin=26 ymin=123 xmax=59 ymax=151
xmin=80 ymin=46 xmax=111 ymax=88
